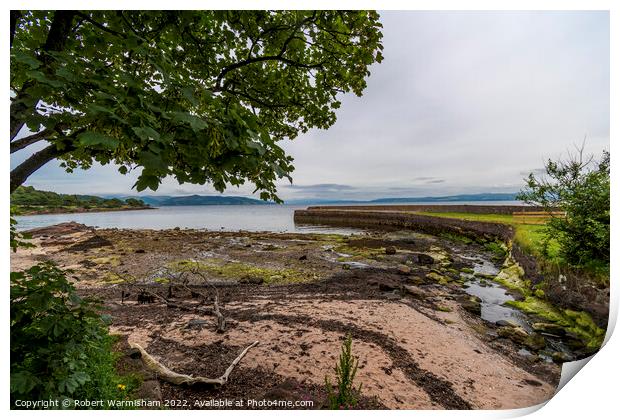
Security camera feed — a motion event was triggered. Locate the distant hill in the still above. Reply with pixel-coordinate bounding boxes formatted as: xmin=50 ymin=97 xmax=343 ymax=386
xmin=107 ymin=192 xmax=518 ymax=206
xmin=110 ymin=194 xmax=268 ymax=206
xmin=11 ymin=186 xmax=150 ymax=215
xmin=158 ymin=195 xmax=268 ymax=206
xmin=370 ymin=193 xmax=518 ymax=203
xmin=285 ymin=193 xmax=518 ymax=205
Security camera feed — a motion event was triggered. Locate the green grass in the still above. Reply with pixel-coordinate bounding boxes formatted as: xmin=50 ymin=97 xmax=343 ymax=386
xmin=416 ymin=211 xmax=560 ymax=260
xmin=415 ymin=211 xmax=609 ymax=282
xmin=415 ymin=211 xmax=516 ymax=224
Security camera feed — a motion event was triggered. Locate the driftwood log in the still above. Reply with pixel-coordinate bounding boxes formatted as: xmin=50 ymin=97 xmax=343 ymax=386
xmin=128 ymin=341 xmax=259 ymax=386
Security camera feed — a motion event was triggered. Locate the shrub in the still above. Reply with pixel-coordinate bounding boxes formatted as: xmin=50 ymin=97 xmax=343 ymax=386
xmin=325 ymin=334 xmax=362 ymax=409
xmin=10 ymin=261 xmax=128 ymax=406
xmin=517 ymin=148 xmax=609 ymax=268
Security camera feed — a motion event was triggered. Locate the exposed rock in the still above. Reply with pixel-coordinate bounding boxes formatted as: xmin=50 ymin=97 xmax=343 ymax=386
xmin=239 ymin=275 xmax=264 ymax=285
xmin=410 ymin=253 xmax=435 ymax=265
xmin=496 ymin=319 xmax=520 ymax=328
xmin=26 ymin=222 xmax=92 ymax=237
xmin=497 ymin=326 xmax=529 ymax=345
xmin=551 ymin=351 xmax=574 ymax=363
xmin=65 ymin=235 xmax=113 ymax=252
xmin=532 ymin=322 xmax=566 ymax=337
xmin=397 ymin=264 xmax=411 ymax=274
xmin=458 ymin=295 xmax=482 ymax=316
xmin=426 ymin=272 xmax=450 ymax=285
xmin=523 ymin=333 xmax=546 ymax=351
xmin=382 ymin=291 xmax=402 ymax=300
xmin=403 ymin=285 xmax=430 ymax=299
xmin=368 ymin=278 xmax=399 ymax=291
xmin=406 ymin=275 xmax=424 ymax=285
xmin=384 ymin=246 xmax=397 ymax=255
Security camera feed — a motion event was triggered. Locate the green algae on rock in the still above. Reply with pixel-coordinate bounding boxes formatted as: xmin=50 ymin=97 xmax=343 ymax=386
xmin=505 ymin=297 xmax=605 ymax=351
xmin=167 ymin=258 xmax=310 ymax=284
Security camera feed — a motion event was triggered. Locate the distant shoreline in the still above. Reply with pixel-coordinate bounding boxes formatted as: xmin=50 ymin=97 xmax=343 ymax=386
xmin=15 ymin=206 xmax=156 ymax=216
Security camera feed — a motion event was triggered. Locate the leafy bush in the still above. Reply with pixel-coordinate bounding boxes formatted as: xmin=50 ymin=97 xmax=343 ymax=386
xmin=517 ymin=149 xmax=609 ymax=268
xmin=10 ymin=261 xmax=127 ymax=406
xmin=325 ymin=334 xmax=362 ymax=409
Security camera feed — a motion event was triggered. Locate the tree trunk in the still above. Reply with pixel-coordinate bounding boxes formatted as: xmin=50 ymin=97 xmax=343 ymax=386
xmin=10 ymin=144 xmax=64 ymax=193
xmin=10 ymin=11 xmax=76 ymax=140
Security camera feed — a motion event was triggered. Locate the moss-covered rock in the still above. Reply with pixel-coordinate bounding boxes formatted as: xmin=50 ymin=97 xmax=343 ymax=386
xmin=493 ymin=258 xmax=530 ymax=296
xmin=167 ymin=258 xmax=308 ymax=284
xmin=506 ymin=297 xmax=605 ymax=351
xmin=426 ymin=271 xmax=450 ymax=285
xmin=91 ymin=255 xmax=121 ymax=267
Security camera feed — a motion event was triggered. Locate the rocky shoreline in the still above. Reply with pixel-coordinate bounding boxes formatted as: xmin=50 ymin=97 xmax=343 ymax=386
xmin=11 ymin=220 xmax=600 ymax=409
xmin=15 ymin=205 xmax=155 ymax=216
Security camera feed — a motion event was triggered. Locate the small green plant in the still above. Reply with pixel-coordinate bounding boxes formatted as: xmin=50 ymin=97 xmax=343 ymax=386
xmin=10 ymin=261 xmax=134 ymax=406
xmin=325 ymin=334 xmax=362 ymax=409
xmin=10 ymin=215 xmax=33 ymax=252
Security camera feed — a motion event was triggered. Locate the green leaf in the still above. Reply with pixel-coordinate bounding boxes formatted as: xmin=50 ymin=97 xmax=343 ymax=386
xmin=169 ymin=111 xmax=208 ymax=131
xmin=12 ymin=51 xmax=41 ymax=69
xmin=132 ymin=126 xmax=161 ymax=141
xmin=77 ymin=132 xmax=119 ymax=149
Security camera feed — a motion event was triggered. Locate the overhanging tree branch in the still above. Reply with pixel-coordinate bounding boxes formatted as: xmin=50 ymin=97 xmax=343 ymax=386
xmin=213 ymin=55 xmax=326 ymax=92
xmin=10 ymin=129 xmax=54 ymax=154
xmin=10 ymin=142 xmax=74 ymax=193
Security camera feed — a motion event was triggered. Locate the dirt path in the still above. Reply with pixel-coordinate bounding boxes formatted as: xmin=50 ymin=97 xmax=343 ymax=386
xmin=11 ymin=223 xmax=560 ymax=409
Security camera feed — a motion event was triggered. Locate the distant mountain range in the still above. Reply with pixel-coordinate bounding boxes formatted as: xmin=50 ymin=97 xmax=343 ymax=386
xmin=109 ymin=192 xmax=518 ymax=206
xmin=110 ymin=194 xmax=268 ymax=206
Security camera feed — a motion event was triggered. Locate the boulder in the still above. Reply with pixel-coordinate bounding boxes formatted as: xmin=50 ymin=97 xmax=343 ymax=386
xmin=403 ymin=285 xmax=429 ymax=299
xmin=532 ymin=322 xmax=566 ymax=337
xmin=426 ymin=272 xmax=450 ymax=285
xmin=239 ymin=275 xmax=264 ymax=285
xmin=411 ymin=253 xmax=435 ymax=265
xmin=551 ymin=351 xmax=574 ymax=363
xmin=368 ymin=278 xmax=400 ymax=291
xmin=524 ymin=333 xmax=546 ymax=351
xmin=497 ymin=326 xmax=529 ymax=345
xmin=458 ymin=296 xmax=482 ymax=316
xmin=397 ymin=264 xmax=412 ymax=274
xmin=407 ymin=275 xmax=424 ymax=285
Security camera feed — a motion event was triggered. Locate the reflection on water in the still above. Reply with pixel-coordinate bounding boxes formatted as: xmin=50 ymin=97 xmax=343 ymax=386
xmin=13 ymin=205 xmax=363 ymax=235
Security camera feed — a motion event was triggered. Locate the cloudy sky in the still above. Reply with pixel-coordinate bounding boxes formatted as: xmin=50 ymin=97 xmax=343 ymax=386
xmin=11 ymin=11 xmax=610 ymax=202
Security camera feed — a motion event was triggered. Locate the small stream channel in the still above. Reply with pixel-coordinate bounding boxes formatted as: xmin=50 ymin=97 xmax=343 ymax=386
xmin=453 ymin=247 xmax=575 ymax=361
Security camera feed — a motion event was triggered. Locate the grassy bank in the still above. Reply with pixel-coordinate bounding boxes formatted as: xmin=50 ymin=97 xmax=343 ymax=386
xmin=416 ymin=211 xmax=607 ymax=282
xmin=415 ymin=212 xmax=560 ymax=260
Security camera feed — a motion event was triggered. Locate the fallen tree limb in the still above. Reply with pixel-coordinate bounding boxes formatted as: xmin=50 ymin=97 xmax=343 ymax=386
xmin=178 ymin=284 xmax=226 ymax=332
xmin=128 ymin=341 xmax=260 ymax=386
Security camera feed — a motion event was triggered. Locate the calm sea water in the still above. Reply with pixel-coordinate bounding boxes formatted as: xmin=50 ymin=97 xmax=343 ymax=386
xmin=14 ymin=201 xmax=522 ymax=233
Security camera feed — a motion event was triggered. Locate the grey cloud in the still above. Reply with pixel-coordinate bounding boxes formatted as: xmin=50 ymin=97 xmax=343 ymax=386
xmin=14 ymin=11 xmax=610 ymax=200
xmin=285 ymin=184 xmax=356 ymax=192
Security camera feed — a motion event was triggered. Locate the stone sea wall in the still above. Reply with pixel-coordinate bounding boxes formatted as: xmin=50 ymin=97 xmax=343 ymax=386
xmin=294 ymin=209 xmax=515 ymax=241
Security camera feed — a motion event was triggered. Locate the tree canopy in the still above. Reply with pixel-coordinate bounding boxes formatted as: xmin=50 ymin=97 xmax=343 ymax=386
xmin=10 ymin=10 xmax=384 ymax=200
xmin=517 ymin=149 xmax=610 ymax=266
